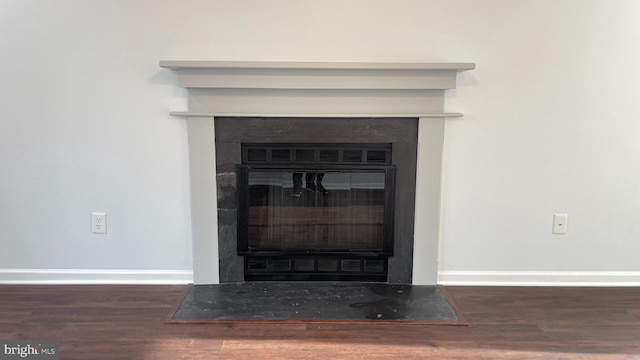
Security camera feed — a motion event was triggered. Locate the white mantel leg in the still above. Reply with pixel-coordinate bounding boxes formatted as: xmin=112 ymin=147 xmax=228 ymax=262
xmin=412 ymin=117 xmax=445 ymax=285
xmin=187 ymin=116 xmax=220 ymax=284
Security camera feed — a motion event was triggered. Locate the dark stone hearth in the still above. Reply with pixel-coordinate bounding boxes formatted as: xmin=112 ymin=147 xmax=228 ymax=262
xmin=170 ymin=283 xmax=462 ymax=323
xmin=215 ymin=117 xmax=418 ymax=283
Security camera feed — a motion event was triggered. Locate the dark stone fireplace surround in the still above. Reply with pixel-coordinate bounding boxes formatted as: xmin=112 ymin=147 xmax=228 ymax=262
xmin=215 ymin=117 xmax=418 ymax=283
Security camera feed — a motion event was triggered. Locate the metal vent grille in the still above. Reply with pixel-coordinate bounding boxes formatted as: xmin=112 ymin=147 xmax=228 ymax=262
xmin=242 ymin=143 xmax=392 ymax=165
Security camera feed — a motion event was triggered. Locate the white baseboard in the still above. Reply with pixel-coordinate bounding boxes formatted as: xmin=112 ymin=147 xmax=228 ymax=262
xmin=5 ymin=269 xmax=638 ymax=286
xmin=0 ymin=269 xmax=193 ymax=285
xmin=438 ymin=271 xmax=640 ymax=287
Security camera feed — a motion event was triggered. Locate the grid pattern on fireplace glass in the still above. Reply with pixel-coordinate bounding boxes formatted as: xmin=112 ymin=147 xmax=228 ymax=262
xmin=242 ymin=143 xmax=391 ymax=165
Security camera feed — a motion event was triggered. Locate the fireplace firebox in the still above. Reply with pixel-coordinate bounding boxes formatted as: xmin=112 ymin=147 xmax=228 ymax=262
xmin=237 ymin=143 xmax=396 ymax=281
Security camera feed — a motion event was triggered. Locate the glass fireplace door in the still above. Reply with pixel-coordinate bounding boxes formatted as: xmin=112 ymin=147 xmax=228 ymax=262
xmin=236 ymin=143 xmax=395 ymax=281
xmin=245 ymin=169 xmax=387 ymax=253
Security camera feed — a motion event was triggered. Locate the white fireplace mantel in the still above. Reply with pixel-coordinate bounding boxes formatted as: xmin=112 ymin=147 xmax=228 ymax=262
xmin=160 ymin=60 xmax=474 ymax=118
xmin=160 ymin=60 xmax=474 ymax=285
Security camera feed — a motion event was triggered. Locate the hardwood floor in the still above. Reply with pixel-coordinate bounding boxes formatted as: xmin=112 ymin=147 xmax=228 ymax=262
xmin=1 ymin=285 xmax=639 ymax=359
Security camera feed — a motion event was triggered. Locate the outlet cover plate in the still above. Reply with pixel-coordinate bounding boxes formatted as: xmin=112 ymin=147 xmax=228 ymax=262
xmin=92 ymin=212 xmax=107 ymax=234
xmin=552 ymin=213 xmax=568 ymax=234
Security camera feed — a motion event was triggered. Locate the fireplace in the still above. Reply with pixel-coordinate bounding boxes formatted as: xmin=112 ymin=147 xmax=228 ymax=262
xmin=160 ymin=61 xmax=474 ymax=285
xmin=237 ymin=143 xmax=395 ymax=281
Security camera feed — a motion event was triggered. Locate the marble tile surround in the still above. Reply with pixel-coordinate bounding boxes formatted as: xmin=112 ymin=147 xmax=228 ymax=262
xmin=214 ymin=117 xmax=418 ymax=283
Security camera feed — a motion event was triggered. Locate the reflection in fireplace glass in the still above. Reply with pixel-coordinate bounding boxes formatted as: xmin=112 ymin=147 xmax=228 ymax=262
xmin=246 ymin=170 xmax=386 ymax=252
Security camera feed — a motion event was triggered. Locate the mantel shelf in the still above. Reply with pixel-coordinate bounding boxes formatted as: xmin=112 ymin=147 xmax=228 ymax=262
xmin=159 ymin=60 xmax=475 ymax=72
xmin=168 ymin=112 xmax=463 ymax=118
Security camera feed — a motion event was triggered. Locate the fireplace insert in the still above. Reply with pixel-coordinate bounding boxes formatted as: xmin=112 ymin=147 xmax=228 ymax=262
xmin=237 ymin=143 xmax=395 ymax=281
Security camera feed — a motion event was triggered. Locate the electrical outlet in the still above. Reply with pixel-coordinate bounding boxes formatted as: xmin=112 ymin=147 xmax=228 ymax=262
xmin=552 ymin=213 xmax=568 ymax=234
xmin=91 ymin=213 xmax=107 ymax=234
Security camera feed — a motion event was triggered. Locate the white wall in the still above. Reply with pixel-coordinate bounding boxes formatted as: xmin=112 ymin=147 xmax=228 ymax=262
xmin=1 ymin=0 xmax=639 ymax=284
